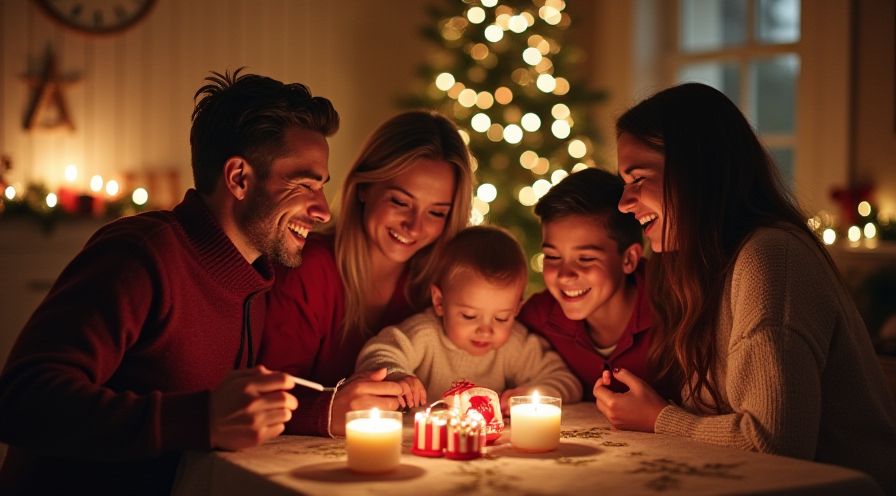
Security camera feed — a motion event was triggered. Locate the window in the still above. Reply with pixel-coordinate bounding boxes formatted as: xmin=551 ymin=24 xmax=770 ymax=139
xmin=672 ymin=0 xmax=801 ymax=188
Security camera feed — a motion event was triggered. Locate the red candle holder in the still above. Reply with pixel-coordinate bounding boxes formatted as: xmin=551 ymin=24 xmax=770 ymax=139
xmin=445 ymin=415 xmax=485 ymax=460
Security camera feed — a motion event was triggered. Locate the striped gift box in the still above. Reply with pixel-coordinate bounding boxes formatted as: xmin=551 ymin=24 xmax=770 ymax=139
xmin=445 ymin=417 xmax=485 ymax=461
xmin=412 ymin=409 xmax=450 ymax=457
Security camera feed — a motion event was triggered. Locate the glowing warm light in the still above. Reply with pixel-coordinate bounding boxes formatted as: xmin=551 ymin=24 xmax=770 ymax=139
xmin=482 ymin=0 xmax=497 ymax=6
xmin=495 ymin=13 xmax=511 ymax=29
xmin=503 ymin=124 xmax=523 ymax=144
xmin=508 ymin=14 xmax=528 ymax=33
xmin=467 ymin=6 xmax=486 ymax=24
xmin=486 ymin=123 xmax=504 ymax=142
xmin=807 ymin=216 xmax=821 ymax=231
xmin=484 ymin=24 xmax=504 ymax=42
xmin=477 ymin=183 xmax=498 ymax=203
xmin=105 ymin=180 xmax=120 ymax=197
xmin=532 ymin=158 xmax=550 ymax=175
xmin=4 ymin=186 xmax=15 ymax=200
xmin=518 ymin=186 xmax=537 ymax=206
xmin=521 ymin=112 xmax=541 ymax=132
xmin=858 ymin=201 xmax=872 ymax=217
xmin=550 ymin=169 xmax=569 ymax=185
xmin=540 ymin=6 xmax=562 ymax=25
xmin=470 ymin=209 xmax=485 ymax=225
xmin=864 ymin=222 xmax=877 ymax=239
xmin=458 ymin=129 xmax=471 ymax=145
xmin=520 ymin=150 xmax=538 ymax=169
xmin=458 ymin=88 xmax=477 ymax=107
xmin=45 ymin=192 xmax=58 ymax=208
xmin=89 ymin=175 xmax=104 ymax=193
xmin=551 ymin=103 xmax=570 ymax=119
xmin=522 ymin=47 xmax=542 ymax=66
xmin=531 ymin=253 xmax=544 ymax=273
xmin=553 ymin=77 xmax=570 ymax=95
xmin=447 ymin=82 xmax=465 ymax=99
xmin=473 ymin=197 xmax=490 ymax=215
xmin=494 ymin=86 xmax=513 ymax=105
xmin=64 ymin=164 xmax=78 ymax=182
xmin=470 ymin=43 xmax=489 ymax=60
xmin=572 ymin=162 xmax=589 ymax=172
xmin=847 ymin=225 xmax=861 ymax=243
xmin=476 ymin=91 xmax=494 ymax=109
xmin=435 ymin=72 xmax=456 ymax=91
xmin=567 ymin=139 xmax=586 ymax=158
xmin=132 ymin=187 xmax=149 ymax=206
xmin=822 ymin=228 xmax=836 ymax=245
xmin=551 ymin=120 xmax=571 ymax=139
xmin=533 ymin=179 xmax=552 ymax=199
xmin=536 ymin=74 xmax=556 ymax=93
xmin=471 ymin=113 xmax=491 ymax=133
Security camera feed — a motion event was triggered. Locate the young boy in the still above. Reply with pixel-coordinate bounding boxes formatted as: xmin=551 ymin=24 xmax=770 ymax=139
xmin=518 ymin=168 xmax=664 ymax=399
xmin=355 ymin=225 xmax=582 ymax=412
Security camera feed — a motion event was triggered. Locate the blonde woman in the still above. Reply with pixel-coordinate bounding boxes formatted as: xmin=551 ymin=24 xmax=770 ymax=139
xmin=260 ymin=110 xmax=473 ymax=436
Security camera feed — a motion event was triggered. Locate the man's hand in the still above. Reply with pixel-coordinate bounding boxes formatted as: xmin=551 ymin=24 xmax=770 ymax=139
xmin=330 ymin=368 xmax=403 ymax=436
xmin=209 ymin=365 xmax=298 ymax=451
xmin=593 ymin=368 xmax=666 ymax=432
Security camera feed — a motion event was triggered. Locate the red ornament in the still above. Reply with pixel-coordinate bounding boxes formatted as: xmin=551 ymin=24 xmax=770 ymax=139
xmin=412 ymin=407 xmax=450 ymax=457
xmin=442 ymin=381 xmax=504 ymax=443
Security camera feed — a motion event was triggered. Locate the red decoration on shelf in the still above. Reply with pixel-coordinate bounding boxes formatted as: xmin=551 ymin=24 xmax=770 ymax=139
xmin=830 ymin=183 xmax=873 ymax=226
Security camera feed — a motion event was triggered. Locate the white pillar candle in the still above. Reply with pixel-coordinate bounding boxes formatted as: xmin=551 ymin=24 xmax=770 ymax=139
xmin=345 ymin=409 xmax=403 ymax=473
xmin=509 ymin=392 xmax=561 ymax=452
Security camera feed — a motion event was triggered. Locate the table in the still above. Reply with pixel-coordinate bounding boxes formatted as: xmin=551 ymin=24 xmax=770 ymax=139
xmin=173 ymin=402 xmax=883 ymax=495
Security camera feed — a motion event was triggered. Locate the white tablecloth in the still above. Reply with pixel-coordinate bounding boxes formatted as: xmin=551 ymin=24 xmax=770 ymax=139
xmin=173 ymin=402 xmax=883 ymax=495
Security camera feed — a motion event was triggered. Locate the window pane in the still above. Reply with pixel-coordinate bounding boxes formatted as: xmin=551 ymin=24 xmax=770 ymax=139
xmin=756 ymin=0 xmax=800 ymax=44
xmin=678 ymin=62 xmax=740 ymax=103
xmin=750 ymin=54 xmax=799 ymax=133
xmin=768 ymin=146 xmax=794 ymax=191
xmin=680 ymin=0 xmax=747 ymax=52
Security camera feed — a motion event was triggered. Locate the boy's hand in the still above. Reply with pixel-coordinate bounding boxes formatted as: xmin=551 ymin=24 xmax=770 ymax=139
xmin=210 ymin=365 xmax=298 ymax=451
xmin=500 ymin=387 xmax=529 ymax=416
xmin=393 ymin=374 xmax=427 ymax=409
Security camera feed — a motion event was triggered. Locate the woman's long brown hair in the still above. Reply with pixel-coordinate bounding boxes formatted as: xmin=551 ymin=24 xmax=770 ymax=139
xmin=616 ymin=83 xmax=831 ymax=411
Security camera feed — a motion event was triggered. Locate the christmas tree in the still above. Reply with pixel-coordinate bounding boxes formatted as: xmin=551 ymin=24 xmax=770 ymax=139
xmin=403 ymin=0 xmax=605 ymax=287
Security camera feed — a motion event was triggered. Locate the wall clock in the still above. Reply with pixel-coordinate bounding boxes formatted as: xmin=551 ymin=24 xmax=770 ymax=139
xmin=34 ymin=0 xmax=156 ymax=35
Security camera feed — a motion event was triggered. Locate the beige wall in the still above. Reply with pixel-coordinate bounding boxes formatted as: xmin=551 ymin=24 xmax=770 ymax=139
xmin=854 ymin=0 xmax=896 ymax=218
xmin=0 ymin=0 xmax=428 ymax=206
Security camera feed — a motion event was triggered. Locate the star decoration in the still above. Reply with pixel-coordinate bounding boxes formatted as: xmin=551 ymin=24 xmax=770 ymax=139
xmin=21 ymin=48 xmax=80 ymax=131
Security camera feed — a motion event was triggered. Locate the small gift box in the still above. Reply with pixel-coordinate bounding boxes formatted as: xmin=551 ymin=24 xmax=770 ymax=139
xmin=412 ymin=406 xmax=450 ymax=457
xmin=445 ymin=414 xmax=486 ymax=460
xmin=442 ymin=381 xmax=504 ymax=443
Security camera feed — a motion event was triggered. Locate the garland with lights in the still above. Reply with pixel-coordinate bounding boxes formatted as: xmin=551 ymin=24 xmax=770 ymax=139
xmin=402 ymin=0 xmax=605 ymax=287
xmin=0 ymin=156 xmax=151 ymax=230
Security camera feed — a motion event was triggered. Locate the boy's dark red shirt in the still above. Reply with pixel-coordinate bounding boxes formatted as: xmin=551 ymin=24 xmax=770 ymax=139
xmin=519 ymin=264 xmax=671 ymax=400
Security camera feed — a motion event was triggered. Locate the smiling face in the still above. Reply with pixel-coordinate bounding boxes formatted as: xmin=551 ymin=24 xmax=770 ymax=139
xmin=239 ymin=127 xmax=331 ymax=267
xmin=541 ymin=214 xmax=640 ymax=324
xmin=617 ymin=132 xmax=669 ymax=252
xmin=432 ymin=270 xmax=524 ymax=356
xmin=360 ymin=158 xmax=457 ymax=270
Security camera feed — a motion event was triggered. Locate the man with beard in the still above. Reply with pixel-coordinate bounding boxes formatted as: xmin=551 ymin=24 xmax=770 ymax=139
xmin=0 ymin=69 xmax=338 ymax=495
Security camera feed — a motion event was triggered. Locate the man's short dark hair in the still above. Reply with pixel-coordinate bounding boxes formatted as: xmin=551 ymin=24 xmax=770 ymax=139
xmin=190 ymin=68 xmax=339 ymax=193
xmin=534 ymin=168 xmax=642 ymax=252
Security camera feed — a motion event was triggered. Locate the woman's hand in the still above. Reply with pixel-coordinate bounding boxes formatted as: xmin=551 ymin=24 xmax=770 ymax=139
xmin=393 ymin=374 xmax=427 ymax=409
xmin=499 ymin=387 xmax=529 ymax=416
xmin=593 ymin=368 xmax=667 ymax=432
xmin=329 ymin=368 xmax=403 ymax=436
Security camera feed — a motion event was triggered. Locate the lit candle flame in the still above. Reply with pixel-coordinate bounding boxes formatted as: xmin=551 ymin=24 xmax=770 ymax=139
xmin=532 ymin=390 xmax=541 ymax=404
xmin=371 ymin=408 xmax=380 ymax=420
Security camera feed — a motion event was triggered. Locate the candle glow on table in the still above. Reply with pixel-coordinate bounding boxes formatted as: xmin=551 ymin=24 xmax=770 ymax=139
xmin=509 ymin=391 xmax=561 ymax=452
xmin=345 ymin=408 xmax=402 ymax=473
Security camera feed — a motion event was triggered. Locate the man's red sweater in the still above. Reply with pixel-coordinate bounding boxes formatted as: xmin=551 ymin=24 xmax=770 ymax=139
xmin=0 ymin=189 xmax=273 ymax=495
